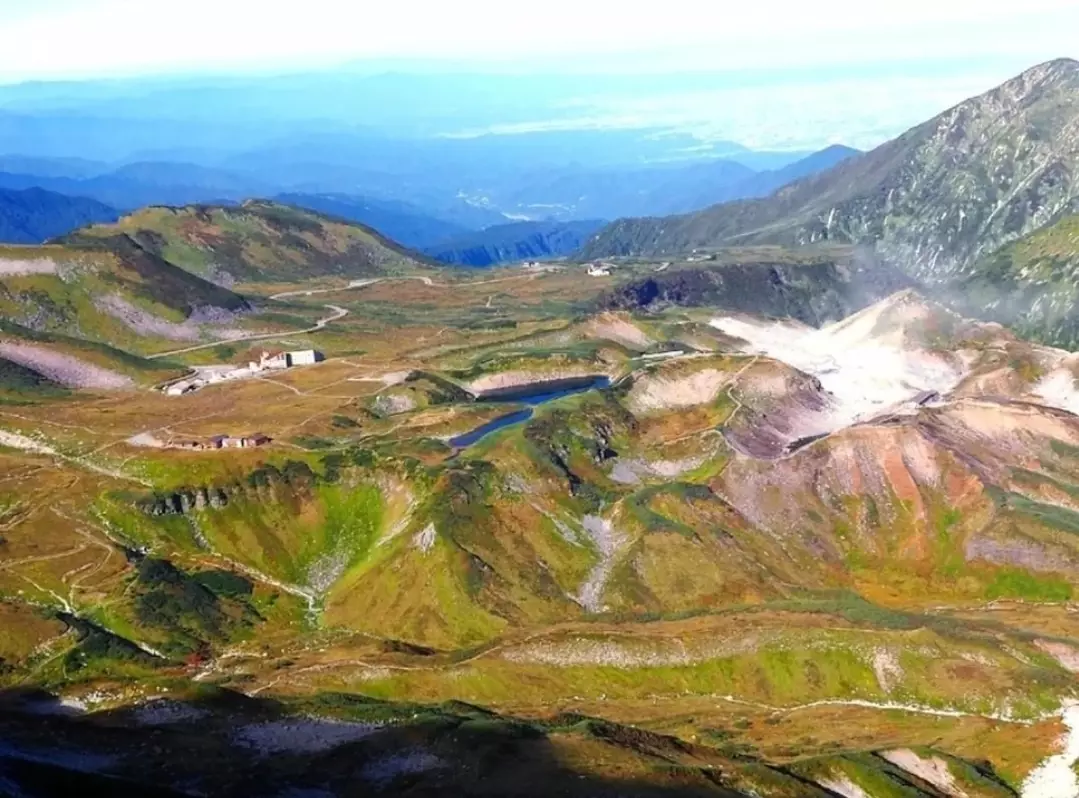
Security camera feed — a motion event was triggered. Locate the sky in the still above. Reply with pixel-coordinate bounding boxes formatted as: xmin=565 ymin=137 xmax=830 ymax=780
xmin=1 ymin=0 xmax=1077 ymax=81
xmin=0 ymin=0 xmax=1077 ymax=153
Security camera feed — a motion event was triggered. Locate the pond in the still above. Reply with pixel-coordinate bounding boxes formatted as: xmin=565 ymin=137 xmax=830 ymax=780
xmin=449 ymin=376 xmax=611 ymax=448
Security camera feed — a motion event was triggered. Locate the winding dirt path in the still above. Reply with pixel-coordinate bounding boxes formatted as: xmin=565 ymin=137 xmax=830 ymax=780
xmin=268 ymin=272 xmax=533 ymax=302
xmin=148 ymin=305 xmax=349 ymax=359
xmin=0 ymin=429 xmax=150 ymax=486
xmin=152 ymin=270 xmax=527 ymax=361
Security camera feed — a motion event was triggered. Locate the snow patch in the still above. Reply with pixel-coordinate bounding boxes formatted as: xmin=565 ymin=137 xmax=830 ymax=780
xmin=871 ymin=649 xmax=903 ymax=693
xmin=627 ymin=368 xmax=729 ymax=414
xmin=0 ymin=257 xmax=57 ymax=276
xmin=412 ymin=523 xmax=437 ymax=554
xmin=1021 ymin=702 xmax=1079 ymax=798
xmin=576 ymin=515 xmax=625 ymax=612
xmin=881 ymin=749 xmax=966 ymax=797
xmin=817 ymin=774 xmax=872 ymax=798
xmin=1036 ymin=640 xmax=1079 ymax=674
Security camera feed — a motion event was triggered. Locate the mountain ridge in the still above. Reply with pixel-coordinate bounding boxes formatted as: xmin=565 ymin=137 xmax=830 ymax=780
xmin=581 ymin=58 xmax=1079 ymax=282
xmin=425 ymin=219 xmax=607 ymax=266
xmin=68 ymin=199 xmax=438 ymax=284
xmin=0 ymin=186 xmax=118 ymax=244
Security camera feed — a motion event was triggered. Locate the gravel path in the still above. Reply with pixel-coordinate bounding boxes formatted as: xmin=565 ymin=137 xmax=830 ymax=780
xmin=148 ymin=305 xmax=348 ymax=359
xmin=0 ymin=257 xmax=57 ymax=276
xmin=577 ymin=515 xmax=625 ymax=612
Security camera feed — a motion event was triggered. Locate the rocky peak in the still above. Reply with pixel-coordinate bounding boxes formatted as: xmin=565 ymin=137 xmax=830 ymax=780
xmin=581 ymin=59 xmax=1079 ymax=286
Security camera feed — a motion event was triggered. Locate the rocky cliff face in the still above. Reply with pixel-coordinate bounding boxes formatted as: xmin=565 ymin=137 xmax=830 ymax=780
xmin=598 ymin=254 xmax=912 ymax=325
xmin=138 ymin=459 xmax=322 ymax=517
xmin=582 ymin=59 xmax=1079 ymax=284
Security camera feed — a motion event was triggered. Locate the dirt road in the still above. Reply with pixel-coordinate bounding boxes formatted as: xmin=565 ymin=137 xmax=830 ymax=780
xmin=148 ymin=305 xmax=349 ymax=359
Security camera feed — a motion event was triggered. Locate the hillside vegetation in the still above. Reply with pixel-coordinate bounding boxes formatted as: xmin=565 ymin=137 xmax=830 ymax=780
xmin=73 ymin=200 xmax=435 ymax=285
xmin=3 ymin=257 xmax=1079 ymax=791
xmin=962 ymin=211 xmax=1079 ymax=348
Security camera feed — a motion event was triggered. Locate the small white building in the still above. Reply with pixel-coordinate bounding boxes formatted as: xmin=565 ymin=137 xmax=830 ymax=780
xmin=259 ymin=352 xmax=289 ymax=370
xmin=587 ymin=263 xmax=611 ymax=277
xmin=286 ymin=350 xmax=323 ymax=367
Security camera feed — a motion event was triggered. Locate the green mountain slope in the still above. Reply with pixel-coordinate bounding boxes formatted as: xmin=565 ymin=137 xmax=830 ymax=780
xmin=72 ymin=200 xmax=435 ymax=284
xmin=581 ymin=59 xmax=1079 ymax=282
xmin=0 ymin=236 xmax=250 ymax=362
xmin=961 ymin=211 xmax=1079 ymax=348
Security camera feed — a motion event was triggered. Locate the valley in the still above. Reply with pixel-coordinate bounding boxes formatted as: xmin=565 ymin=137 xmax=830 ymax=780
xmin=3 ymin=50 xmax=1079 ymax=798
xmin=4 ymin=204 xmax=1079 ymax=793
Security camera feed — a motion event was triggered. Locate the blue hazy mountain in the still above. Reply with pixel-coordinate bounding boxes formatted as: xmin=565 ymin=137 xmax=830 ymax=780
xmin=0 ymin=162 xmax=266 ymax=210
xmin=0 ymin=70 xmax=858 ymax=228
xmin=424 ymin=219 xmax=608 ymax=266
xmin=493 ymin=145 xmax=859 ymax=220
xmin=274 ymin=193 xmax=484 ymax=249
xmin=0 ymin=186 xmax=118 ymax=243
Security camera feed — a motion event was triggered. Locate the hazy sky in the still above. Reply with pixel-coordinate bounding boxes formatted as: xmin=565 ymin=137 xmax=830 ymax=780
xmin=2 ymin=0 xmax=1077 ymax=152
xmin=1 ymin=0 xmax=1077 ymax=80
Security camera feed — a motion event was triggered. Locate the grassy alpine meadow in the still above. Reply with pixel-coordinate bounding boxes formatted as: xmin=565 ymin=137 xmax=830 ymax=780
xmin=5 ymin=205 xmax=1079 ymax=794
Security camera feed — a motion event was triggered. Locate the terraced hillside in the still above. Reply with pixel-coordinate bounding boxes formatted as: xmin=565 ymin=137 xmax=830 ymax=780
xmin=4 ymin=257 xmax=1079 ymax=794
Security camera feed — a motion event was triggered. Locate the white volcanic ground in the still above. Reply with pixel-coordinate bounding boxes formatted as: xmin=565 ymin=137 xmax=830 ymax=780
xmin=1033 ymin=357 xmax=1079 ymax=416
xmin=711 ymin=291 xmax=1079 ymax=453
xmin=710 ymin=292 xmax=969 ymax=443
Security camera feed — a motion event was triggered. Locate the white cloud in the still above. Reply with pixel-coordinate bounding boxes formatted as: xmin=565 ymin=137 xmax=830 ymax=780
xmin=0 ymin=0 xmax=1076 ymax=80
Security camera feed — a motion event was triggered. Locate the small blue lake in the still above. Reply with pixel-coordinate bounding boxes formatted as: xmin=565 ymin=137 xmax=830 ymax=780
xmin=449 ymin=376 xmax=610 ymax=449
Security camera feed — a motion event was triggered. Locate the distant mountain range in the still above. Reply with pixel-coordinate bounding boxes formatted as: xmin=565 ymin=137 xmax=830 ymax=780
xmin=0 ymin=162 xmax=263 ymax=211
xmin=273 ymin=193 xmax=473 ymax=249
xmin=496 ymin=145 xmax=860 ymax=221
xmin=582 ymin=59 xmax=1079 ymax=285
xmin=0 ymin=144 xmax=859 ymax=255
xmin=0 ymin=186 xmax=117 ymax=244
xmin=424 ymin=219 xmax=607 ymax=267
